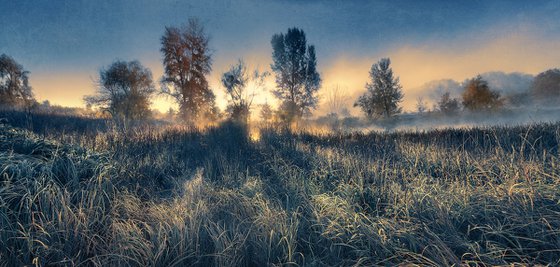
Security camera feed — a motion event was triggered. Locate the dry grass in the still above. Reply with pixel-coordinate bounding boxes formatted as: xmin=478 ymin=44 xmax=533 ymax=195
xmin=1 ymin=113 xmax=560 ymax=266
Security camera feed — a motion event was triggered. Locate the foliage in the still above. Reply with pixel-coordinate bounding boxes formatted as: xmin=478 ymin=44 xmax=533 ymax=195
xmin=270 ymin=28 xmax=321 ymax=123
xmin=222 ymin=60 xmax=269 ymax=123
xmin=275 ymin=100 xmax=300 ymax=127
xmin=530 ymin=68 xmax=560 ymax=105
xmin=84 ymin=60 xmax=155 ymax=125
xmin=437 ymin=92 xmax=461 ymax=114
xmin=161 ymin=18 xmax=216 ymax=123
xmin=355 ymin=58 xmax=403 ymax=118
xmin=462 ymin=75 xmax=503 ymax=111
xmin=0 ymin=54 xmax=34 ymax=108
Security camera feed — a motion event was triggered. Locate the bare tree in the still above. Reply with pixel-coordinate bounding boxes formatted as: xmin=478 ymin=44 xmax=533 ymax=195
xmin=160 ymin=18 xmax=215 ymax=123
xmin=355 ymin=58 xmax=403 ymax=118
xmin=0 ymin=54 xmax=34 ymax=109
xmin=415 ymin=96 xmax=427 ymax=114
xmin=84 ymin=60 xmax=155 ymax=128
xmin=324 ymin=84 xmax=351 ymax=117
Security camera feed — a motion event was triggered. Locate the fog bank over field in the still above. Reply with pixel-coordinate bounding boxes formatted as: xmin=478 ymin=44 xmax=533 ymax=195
xmin=394 ymin=108 xmax=560 ymax=131
xmin=2 ymin=1 xmax=560 ymax=265
xmin=308 ymin=107 xmax=560 ymax=134
xmin=404 ymin=71 xmax=535 ymax=109
xmin=313 ymin=29 xmax=560 ymax=117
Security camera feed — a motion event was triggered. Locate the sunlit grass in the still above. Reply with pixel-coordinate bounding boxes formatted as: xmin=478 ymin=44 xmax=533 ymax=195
xmin=1 ymin=113 xmax=560 ymax=266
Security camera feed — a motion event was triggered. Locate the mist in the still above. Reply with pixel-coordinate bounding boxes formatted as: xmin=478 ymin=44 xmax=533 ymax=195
xmin=3 ymin=2 xmax=560 ymax=266
xmin=309 ymin=66 xmax=559 ymax=133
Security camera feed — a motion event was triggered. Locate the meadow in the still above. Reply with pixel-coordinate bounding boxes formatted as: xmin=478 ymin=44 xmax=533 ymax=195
xmin=1 ymin=110 xmax=560 ymax=266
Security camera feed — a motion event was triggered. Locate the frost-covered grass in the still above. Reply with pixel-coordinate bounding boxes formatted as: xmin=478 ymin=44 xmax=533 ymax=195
xmin=1 ymin=113 xmax=560 ymax=266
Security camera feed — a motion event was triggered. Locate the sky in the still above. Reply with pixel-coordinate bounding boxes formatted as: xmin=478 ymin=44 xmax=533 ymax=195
xmin=1 ymin=0 xmax=560 ymax=113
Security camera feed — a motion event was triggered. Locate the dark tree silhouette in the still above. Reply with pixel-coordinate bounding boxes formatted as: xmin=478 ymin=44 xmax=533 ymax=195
xmin=161 ymin=18 xmax=215 ymax=123
xmin=0 ymin=54 xmax=34 ymax=108
xmin=530 ymin=68 xmax=560 ymax=105
xmin=222 ymin=60 xmax=249 ymax=123
xmin=437 ymin=92 xmax=461 ymax=114
xmin=355 ymin=58 xmax=403 ymax=118
xmin=84 ymin=60 xmax=155 ymax=126
xmin=221 ymin=60 xmax=268 ymax=123
xmin=462 ymin=75 xmax=502 ymax=111
xmin=270 ymin=28 xmax=321 ymax=124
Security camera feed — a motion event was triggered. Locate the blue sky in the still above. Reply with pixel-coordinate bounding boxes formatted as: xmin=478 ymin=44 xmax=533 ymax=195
xmin=1 ymin=0 xmax=559 ymax=111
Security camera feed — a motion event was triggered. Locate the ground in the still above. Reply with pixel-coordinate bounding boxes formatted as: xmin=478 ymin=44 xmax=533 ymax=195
xmin=1 ymin=111 xmax=559 ymax=266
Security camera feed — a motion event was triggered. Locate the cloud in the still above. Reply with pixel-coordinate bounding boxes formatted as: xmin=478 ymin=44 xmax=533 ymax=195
xmin=479 ymin=72 xmax=533 ymax=95
xmin=407 ymin=79 xmax=462 ymax=108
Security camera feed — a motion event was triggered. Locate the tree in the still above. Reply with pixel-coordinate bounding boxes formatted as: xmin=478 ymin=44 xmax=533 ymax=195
xmin=260 ymin=102 xmax=273 ymax=123
xmin=0 ymin=54 xmax=34 ymax=108
xmin=462 ymin=75 xmax=502 ymax=111
xmin=270 ymin=28 xmax=321 ymax=123
xmin=160 ymin=18 xmax=214 ymax=123
xmin=415 ymin=96 xmax=427 ymax=114
xmin=324 ymin=84 xmax=352 ymax=117
xmin=437 ymin=92 xmax=461 ymax=114
xmin=530 ymin=68 xmax=560 ymax=105
xmin=222 ymin=60 xmax=249 ymax=122
xmin=354 ymin=58 xmax=403 ymax=118
xmin=221 ymin=60 xmax=269 ymax=123
xmin=84 ymin=60 xmax=155 ymax=124
xmin=199 ymin=91 xmax=222 ymax=125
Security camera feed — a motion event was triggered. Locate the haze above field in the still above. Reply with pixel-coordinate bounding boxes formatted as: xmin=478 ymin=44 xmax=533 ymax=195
xmin=2 ymin=0 xmax=560 ymax=113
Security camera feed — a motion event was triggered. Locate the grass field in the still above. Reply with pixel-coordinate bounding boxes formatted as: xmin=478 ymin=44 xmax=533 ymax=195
xmin=1 ymin=111 xmax=560 ymax=266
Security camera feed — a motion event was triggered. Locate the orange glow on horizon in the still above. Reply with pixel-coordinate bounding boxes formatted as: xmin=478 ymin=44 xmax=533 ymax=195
xmin=30 ymin=31 xmax=560 ymax=114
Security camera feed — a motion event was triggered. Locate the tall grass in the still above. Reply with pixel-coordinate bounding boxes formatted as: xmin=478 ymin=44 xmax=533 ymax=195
xmin=1 ymin=111 xmax=560 ymax=266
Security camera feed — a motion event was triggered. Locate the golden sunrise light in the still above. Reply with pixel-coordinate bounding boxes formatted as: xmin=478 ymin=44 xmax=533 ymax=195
xmin=3 ymin=1 xmax=560 ymax=266
xmin=27 ymin=30 xmax=560 ymax=115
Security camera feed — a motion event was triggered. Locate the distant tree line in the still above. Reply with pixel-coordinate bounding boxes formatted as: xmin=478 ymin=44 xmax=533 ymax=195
xmin=3 ymin=17 xmax=560 ymax=127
